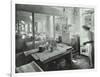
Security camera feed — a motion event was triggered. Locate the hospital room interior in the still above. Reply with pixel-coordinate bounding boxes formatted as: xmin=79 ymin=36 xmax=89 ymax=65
xmin=15 ymin=4 xmax=94 ymax=73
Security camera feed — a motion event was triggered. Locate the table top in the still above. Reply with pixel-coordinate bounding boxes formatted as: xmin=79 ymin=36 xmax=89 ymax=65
xmin=24 ymin=48 xmax=39 ymax=56
xmin=31 ymin=43 xmax=72 ymax=63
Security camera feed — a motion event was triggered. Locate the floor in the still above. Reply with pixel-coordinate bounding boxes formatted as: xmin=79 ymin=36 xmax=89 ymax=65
xmin=16 ymin=53 xmax=93 ymax=72
xmin=45 ymin=55 xmax=91 ymax=71
xmin=71 ymin=55 xmax=91 ymax=69
xmin=16 ymin=52 xmax=33 ymax=67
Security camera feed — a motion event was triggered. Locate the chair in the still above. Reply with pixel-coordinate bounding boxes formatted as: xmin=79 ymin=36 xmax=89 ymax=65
xmin=71 ymin=35 xmax=80 ymax=58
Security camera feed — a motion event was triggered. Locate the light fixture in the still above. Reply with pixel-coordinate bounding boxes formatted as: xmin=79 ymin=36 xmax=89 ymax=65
xmin=21 ymin=20 xmax=25 ymax=24
xmin=29 ymin=16 xmax=32 ymax=20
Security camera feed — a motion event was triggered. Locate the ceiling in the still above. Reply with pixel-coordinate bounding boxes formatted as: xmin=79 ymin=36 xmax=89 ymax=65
xmin=16 ymin=4 xmax=64 ymax=16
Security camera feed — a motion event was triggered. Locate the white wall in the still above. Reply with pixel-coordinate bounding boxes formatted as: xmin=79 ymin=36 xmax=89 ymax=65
xmin=68 ymin=7 xmax=81 ymax=36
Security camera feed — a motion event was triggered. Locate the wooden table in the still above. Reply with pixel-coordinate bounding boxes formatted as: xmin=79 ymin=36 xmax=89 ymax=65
xmin=31 ymin=43 xmax=73 ymax=70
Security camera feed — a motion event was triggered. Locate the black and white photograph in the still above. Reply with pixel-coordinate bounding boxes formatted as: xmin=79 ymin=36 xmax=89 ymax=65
xmin=15 ymin=4 xmax=94 ymax=73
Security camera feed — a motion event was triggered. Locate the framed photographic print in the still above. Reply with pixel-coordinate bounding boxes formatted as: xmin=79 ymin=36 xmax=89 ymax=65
xmin=11 ymin=0 xmax=95 ymax=77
